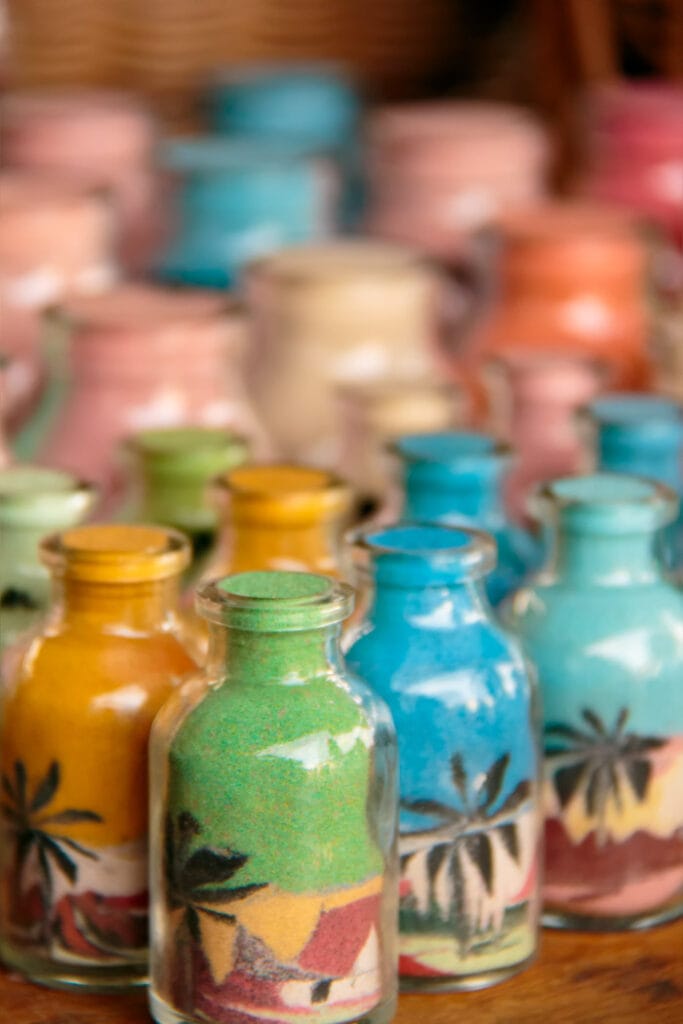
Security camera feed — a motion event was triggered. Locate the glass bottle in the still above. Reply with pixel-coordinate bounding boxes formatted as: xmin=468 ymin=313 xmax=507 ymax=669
xmin=149 ymin=570 xmax=398 ymax=1024
xmin=585 ymin=394 xmax=683 ymax=572
xmin=0 ymin=466 xmax=96 ymax=659
xmin=204 ymin=465 xmax=353 ymax=581
xmin=124 ymin=426 xmax=250 ymax=577
xmin=335 ymin=378 xmax=466 ymax=519
xmin=345 ymin=523 xmax=540 ymax=990
xmin=486 ymin=350 xmax=605 ymax=525
xmin=0 ymin=525 xmax=198 ymax=989
xmin=506 ymin=474 xmax=683 ymax=930
xmin=245 ymin=241 xmax=442 ymax=464
xmin=393 ymin=431 xmax=540 ymax=605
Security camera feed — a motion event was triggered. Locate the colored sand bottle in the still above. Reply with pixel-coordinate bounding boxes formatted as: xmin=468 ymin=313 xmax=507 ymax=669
xmin=585 ymin=394 xmax=683 ymax=571
xmin=203 ymin=464 xmax=353 ymax=581
xmin=393 ymin=431 xmax=540 ymax=605
xmin=125 ymin=426 xmax=249 ymax=577
xmin=149 ymin=570 xmax=399 ymax=1024
xmin=506 ymin=474 xmax=683 ymax=930
xmin=345 ymin=524 xmax=540 ymax=990
xmin=0 ymin=466 xmax=96 ymax=658
xmin=0 ymin=525 xmax=198 ymax=988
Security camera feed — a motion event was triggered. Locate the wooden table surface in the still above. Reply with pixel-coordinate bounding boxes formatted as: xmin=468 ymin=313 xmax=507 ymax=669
xmin=1 ymin=920 xmax=682 ymax=1023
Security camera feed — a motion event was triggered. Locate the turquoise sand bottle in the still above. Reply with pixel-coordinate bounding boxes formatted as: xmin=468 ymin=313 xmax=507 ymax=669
xmin=149 ymin=570 xmax=398 ymax=1024
xmin=393 ymin=431 xmax=540 ymax=605
xmin=345 ymin=523 xmax=540 ymax=990
xmin=506 ymin=473 xmax=683 ymax=930
xmin=585 ymin=394 xmax=683 ymax=570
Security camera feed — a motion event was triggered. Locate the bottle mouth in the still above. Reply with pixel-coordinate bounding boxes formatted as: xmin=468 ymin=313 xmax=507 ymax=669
xmin=350 ymin=521 xmax=496 ymax=585
xmin=391 ymin=431 xmax=511 ymax=467
xmin=214 ymin=464 xmax=352 ymax=525
xmin=534 ymin=473 xmax=678 ymax=533
xmin=126 ymin=426 xmax=249 ymax=477
xmin=0 ymin=466 xmax=97 ymax=527
xmin=40 ymin=524 xmax=191 ymax=582
xmin=197 ymin=570 xmax=354 ymax=630
xmin=584 ymin=394 xmax=683 ymax=441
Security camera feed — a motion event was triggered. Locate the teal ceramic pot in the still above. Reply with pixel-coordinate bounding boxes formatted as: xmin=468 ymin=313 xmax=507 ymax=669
xmin=149 ymin=570 xmax=398 ymax=1024
xmin=393 ymin=431 xmax=541 ymax=606
xmin=586 ymin=394 xmax=683 ymax=570
xmin=156 ymin=138 xmax=339 ymax=289
xmin=0 ymin=466 xmax=96 ymax=659
xmin=345 ymin=523 xmax=540 ymax=991
xmin=207 ymin=64 xmax=363 ymax=225
xmin=506 ymin=473 xmax=683 ymax=931
xmin=208 ymin=64 xmax=360 ymax=151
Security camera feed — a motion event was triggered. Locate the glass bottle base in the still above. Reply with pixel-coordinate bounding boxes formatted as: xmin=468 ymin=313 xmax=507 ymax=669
xmin=542 ymin=902 xmax=683 ymax=933
xmin=0 ymin=940 xmax=147 ymax=993
xmin=149 ymin=990 xmax=398 ymax=1024
xmin=399 ymin=951 xmax=536 ymax=994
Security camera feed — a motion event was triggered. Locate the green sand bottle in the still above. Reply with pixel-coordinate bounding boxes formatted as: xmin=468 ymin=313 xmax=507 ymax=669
xmin=0 ymin=466 xmax=97 ymax=659
xmin=125 ymin=427 xmax=249 ymax=579
xmin=149 ymin=570 xmax=399 ymax=1024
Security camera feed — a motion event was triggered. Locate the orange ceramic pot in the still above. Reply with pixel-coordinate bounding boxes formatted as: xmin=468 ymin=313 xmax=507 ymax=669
xmin=471 ymin=202 xmax=651 ymax=390
xmin=0 ymin=525 xmax=198 ymax=990
xmin=203 ymin=464 xmax=353 ymax=581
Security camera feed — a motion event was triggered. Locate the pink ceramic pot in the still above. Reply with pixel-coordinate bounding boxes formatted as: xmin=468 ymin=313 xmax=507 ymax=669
xmin=365 ymin=101 xmax=549 ymax=261
xmin=471 ymin=201 xmax=651 ymax=390
xmin=486 ymin=350 xmax=606 ymax=524
xmin=1 ymin=89 xmax=161 ymax=272
xmin=40 ymin=285 xmax=268 ymax=510
xmin=0 ymin=171 xmax=116 ymax=427
xmin=582 ymin=82 xmax=683 ymax=246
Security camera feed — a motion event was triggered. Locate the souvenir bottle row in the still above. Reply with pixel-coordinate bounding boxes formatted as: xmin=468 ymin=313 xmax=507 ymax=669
xmin=1 ymin=465 xmax=683 ymax=1022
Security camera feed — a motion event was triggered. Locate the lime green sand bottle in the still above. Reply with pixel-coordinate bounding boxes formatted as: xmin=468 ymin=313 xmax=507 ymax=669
xmin=149 ymin=571 xmax=399 ymax=1024
xmin=125 ymin=427 xmax=249 ymax=580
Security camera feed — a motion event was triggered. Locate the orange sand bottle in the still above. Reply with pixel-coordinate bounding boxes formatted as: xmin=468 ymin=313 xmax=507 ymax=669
xmin=0 ymin=525 xmax=198 ymax=990
xmin=203 ymin=465 xmax=353 ymax=580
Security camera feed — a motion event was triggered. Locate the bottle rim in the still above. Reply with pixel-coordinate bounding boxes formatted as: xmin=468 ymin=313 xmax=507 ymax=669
xmin=40 ymin=524 xmax=190 ymax=582
xmin=197 ymin=570 xmax=353 ymax=630
xmin=533 ymin=472 xmax=678 ymax=533
xmin=390 ymin=430 xmax=511 ymax=467
xmin=350 ymin=521 xmax=497 ymax=584
xmin=214 ymin=463 xmax=353 ymax=524
xmin=0 ymin=466 xmax=97 ymax=527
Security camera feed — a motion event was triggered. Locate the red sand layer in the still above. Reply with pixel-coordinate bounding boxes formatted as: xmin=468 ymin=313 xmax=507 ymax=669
xmin=544 ymin=818 xmax=683 ymax=916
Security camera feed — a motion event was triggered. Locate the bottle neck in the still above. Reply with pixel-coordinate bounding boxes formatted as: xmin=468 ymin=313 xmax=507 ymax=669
xmin=366 ymin=572 xmax=490 ymax=627
xmin=56 ymin=576 xmax=183 ymax=633
xmin=226 ymin=517 xmax=345 ymax=575
xmin=404 ymin=466 xmax=505 ymax=528
xmin=546 ymin=526 xmax=661 ymax=585
xmin=208 ymin=622 xmax=341 ymax=684
xmin=598 ymin=437 xmax=683 ymax=493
